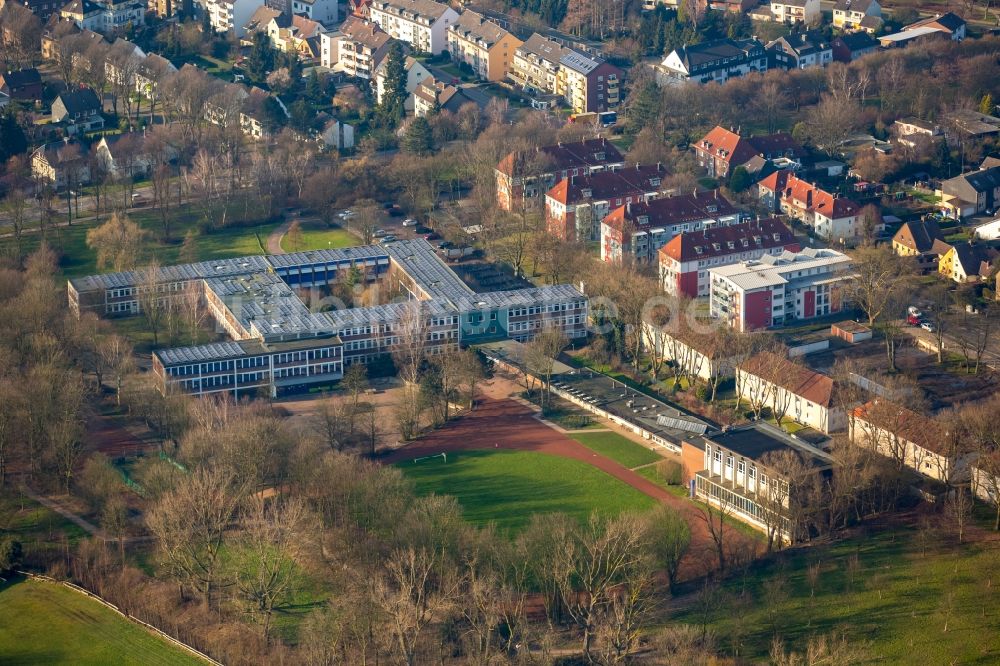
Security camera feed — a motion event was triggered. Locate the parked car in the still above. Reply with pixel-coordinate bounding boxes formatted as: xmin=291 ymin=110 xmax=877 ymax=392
xmin=437 ymin=241 xmax=453 ymax=250
xmin=422 ymin=232 xmax=440 ymax=241
xmin=907 ymin=306 xmax=921 ymax=316
xmin=338 ymin=209 xmax=355 ymax=219
xmin=378 ymin=235 xmax=397 ymax=244
xmin=906 ymin=314 xmax=921 ymax=326
xmin=920 ymin=321 xmax=935 ymax=332
xmin=374 ymin=229 xmax=388 ymax=238
xmin=402 ymin=218 xmax=418 ymax=227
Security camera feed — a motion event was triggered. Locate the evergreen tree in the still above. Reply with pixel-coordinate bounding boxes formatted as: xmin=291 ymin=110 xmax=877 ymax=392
xmin=305 ymin=70 xmax=324 ymax=105
xmin=729 ymin=166 xmax=752 ymax=193
xmin=377 ymin=42 xmax=407 ymax=127
xmin=289 ymin=99 xmax=317 ymax=132
xmin=401 ymin=117 xmax=434 ymax=156
xmin=625 ymin=81 xmax=660 ymax=137
xmin=981 ymin=93 xmax=995 ymax=116
xmin=0 ymin=110 xmax=27 ymax=162
xmin=246 ymin=33 xmax=275 ymax=83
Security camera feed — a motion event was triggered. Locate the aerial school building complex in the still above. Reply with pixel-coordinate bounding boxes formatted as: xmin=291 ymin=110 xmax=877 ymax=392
xmin=68 ymin=239 xmax=589 ymax=397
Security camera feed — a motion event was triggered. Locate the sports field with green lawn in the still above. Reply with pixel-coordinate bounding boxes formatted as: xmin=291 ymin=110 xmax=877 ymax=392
xmin=281 ymin=219 xmax=358 ymax=252
xmin=0 ymin=577 xmax=205 ymax=665
xmin=398 ymin=449 xmax=656 ymax=532
xmin=567 ymin=432 xmax=664 ymax=469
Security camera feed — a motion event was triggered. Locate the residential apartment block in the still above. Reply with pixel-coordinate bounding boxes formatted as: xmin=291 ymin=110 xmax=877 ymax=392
xmin=68 ymin=239 xmax=588 ymax=397
xmin=600 ymin=191 xmax=741 ymax=264
xmin=738 ymin=352 xmax=845 ymax=434
xmin=322 ymin=16 xmax=392 ymax=77
xmin=446 ymin=10 xmax=521 ymax=82
xmin=757 ymin=171 xmax=862 ymax=241
xmin=659 ymin=38 xmax=768 ymax=85
xmin=205 ymin=0 xmax=257 ymax=36
xmin=694 ymin=125 xmax=804 ymax=179
xmin=368 ymin=0 xmax=458 ymax=54
xmin=495 ymin=138 xmax=625 ymax=211
xmin=682 ymin=423 xmax=832 ymax=543
xmin=290 ymin=0 xmax=338 ymax=27
xmin=545 ymin=164 xmax=669 ymax=242
xmin=509 ymin=33 xmax=622 ymax=113
xmin=709 ymin=248 xmax=853 ymax=332
xmin=659 ymin=218 xmax=800 ymax=298
xmin=60 ymin=0 xmax=145 ymax=33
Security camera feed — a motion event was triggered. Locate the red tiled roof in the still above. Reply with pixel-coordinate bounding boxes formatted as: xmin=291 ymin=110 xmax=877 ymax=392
xmin=659 ymin=217 xmax=798 ymax=263
xmin=781 ymin=174 xmax=860 ymax=220
xmin=696 ymin=126 xmax=805 ymax=166
xmin=546 ymin=164 xmax=667 ymax=205
xmin=740 ymin=351 xmax=836 ymax=407
xmin=758 ymin=169 xmax=790 ymax=193
xmin=602 ymin=191 xmax=737 ymax=232
xmin=496 ymin=138 xmax=624 ymax=177
xmin=852 ymin=399 xmax=947 ymax=456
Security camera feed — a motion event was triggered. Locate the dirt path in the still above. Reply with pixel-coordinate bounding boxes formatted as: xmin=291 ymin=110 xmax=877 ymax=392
xmin=266 ymin=219 xmax=291 ymax=255
xmin=382 ymin=395 xmax=753 ymax=581
xmin=19 ymin=486 xmax=151 ymax=544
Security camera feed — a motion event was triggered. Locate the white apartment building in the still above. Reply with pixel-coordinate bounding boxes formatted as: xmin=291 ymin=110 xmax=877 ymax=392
xmin=206 ymin=0 xmax=257 ymax=36
xmin=291 ymin=0 xmax=338 ymax=26
xmin=737 ymin=352 xmax=846 ymax=434
xmin=368 ymin=0 xmax=458 ymax=54
xmin=709 ymin=248 xmax=853 ymax=332
xmin=322 ymin=16 xmax=392 ymax=77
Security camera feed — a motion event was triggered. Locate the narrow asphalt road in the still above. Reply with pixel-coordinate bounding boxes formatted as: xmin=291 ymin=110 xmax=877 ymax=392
xmin=266 ymin=219 xmax=291 ymax=255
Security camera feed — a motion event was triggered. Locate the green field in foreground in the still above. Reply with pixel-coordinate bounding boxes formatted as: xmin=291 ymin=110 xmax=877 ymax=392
xmin=674 ymin=526 xmax=1000 ymax=663
xmin=568 ymin=431 xmax=664 ymax=469
xmin=281 ymin=220 xmax=358 ymax=252
xmin=0 ymin=577 xmax=204 ymax=665
xmin=399 ymin=449 xmax=656 ymax=532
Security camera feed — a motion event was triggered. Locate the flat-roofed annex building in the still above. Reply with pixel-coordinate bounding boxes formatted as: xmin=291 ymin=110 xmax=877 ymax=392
xmin=682 ymin=422 xmax=833 ymax=543
xmin=69 ymin=239 xmax=589 ymax=397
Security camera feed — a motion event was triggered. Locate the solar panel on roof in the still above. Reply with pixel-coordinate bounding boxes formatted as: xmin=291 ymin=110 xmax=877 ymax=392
xmin=656 ymin=414 xmax=708 ymax=435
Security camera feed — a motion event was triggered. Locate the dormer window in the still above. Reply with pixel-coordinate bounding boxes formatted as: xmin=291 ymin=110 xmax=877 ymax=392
xmin=712 ymin=243 xmax=721 ymax=251
xmin=581 ymin=188 xmax=592 ymax=198
xmin=773 ymin=233 xmax=782 ymax=241
xmin=695 ymin=246 xmax=704 ymax=254
xmin=649 ymin=177 xmax=660 ymax=186
xmin=707 ymin=205 xmax=718 ymax=213
xmin=753 ymin=236 xmax=762 ymax=243
xmin=637 ymin=215 xmax=649 ymax=224
xmin=727 ymin=241 xmax=735 ymax=249
xmin=594 ymin=152 xmax=605 ymax=160
xmin=742 ymin=239 xmax=749 ymax=247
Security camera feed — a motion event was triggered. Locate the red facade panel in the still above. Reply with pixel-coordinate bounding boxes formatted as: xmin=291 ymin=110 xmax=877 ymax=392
xmin=743 ymin=290 xmax=772 ymax=331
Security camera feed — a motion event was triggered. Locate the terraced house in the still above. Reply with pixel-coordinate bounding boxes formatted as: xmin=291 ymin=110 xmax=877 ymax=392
xmin=368 ymin=0 xmax=458 ymax=54
xmin=446 ymin=10 xmax=521 ymax=82
xmin=68 ymin=240 xmax=589 ymax=397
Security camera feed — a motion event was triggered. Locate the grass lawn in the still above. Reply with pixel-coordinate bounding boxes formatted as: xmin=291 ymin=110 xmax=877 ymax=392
xmin=673 ymin=526 xmax=1000 ymax=663
xmin=282 ymin=220 xmax=358 ymax=252
xmin=0 ymin=492 xmax=89 ymax=553
xmin=2 ymin=201 xmax=279 ymax=279
xmin=398 ymin=449 xmax=656 ymax=532
xmin=568 ymin=432 xmax=663 ymax=469
xmin=0 ymin=576 xmax=204 ymax=665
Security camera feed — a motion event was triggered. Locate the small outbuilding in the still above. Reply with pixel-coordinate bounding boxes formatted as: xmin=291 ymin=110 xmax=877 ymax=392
xmin=831 ymin=321 xmax=872 ymax=344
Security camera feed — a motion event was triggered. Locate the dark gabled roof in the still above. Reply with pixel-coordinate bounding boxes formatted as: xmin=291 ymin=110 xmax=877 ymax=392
xmin=660 ymin=218 xmax=798 ymax=263
xmin=834 ymin=31 xmax=878 ymax=51
xmin=942 ymin=166 xmax=1000 ymax=202
xmin=950 ymin=242 xmax=996 ymax=278
xmin=1 ymin=68 xmax=41 ymax=89
xmin=546 ymin=164 xmax=668 ymax=205
xmin=907 ymin=11 xmax=965 ymax=33
xmin=834 ymin=0 xmax=877 ymax=11
xmin=497 ymin=138 xmax=624 ymax=177
xmin=769 ymin=33 xmax=830 ymax=58
xmin=56 ymin=87 xmax=101 ymax=115
xmin=893 ymin=218 xmax=944 ymax=253
xmin=517 ymin=32 xmax=567 ymax=65
xmin=602 ymin=191 xmax=738 ymax=232
xmin=673 ymin=38 xmax=764 ymax=70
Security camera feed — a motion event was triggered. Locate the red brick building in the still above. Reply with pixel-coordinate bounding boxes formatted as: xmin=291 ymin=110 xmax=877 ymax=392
xmin=545 ymin=163 xmax=668 ymax=242
xmin=658 ymin=218 xmax=799 ymax=298
xmin=495 ymin=138 xmax=624 ymax=211
xmin=600 ymin=191 xmax=740 ymax=264
xmin=694 ymin=125 xmax=804 ymax=179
